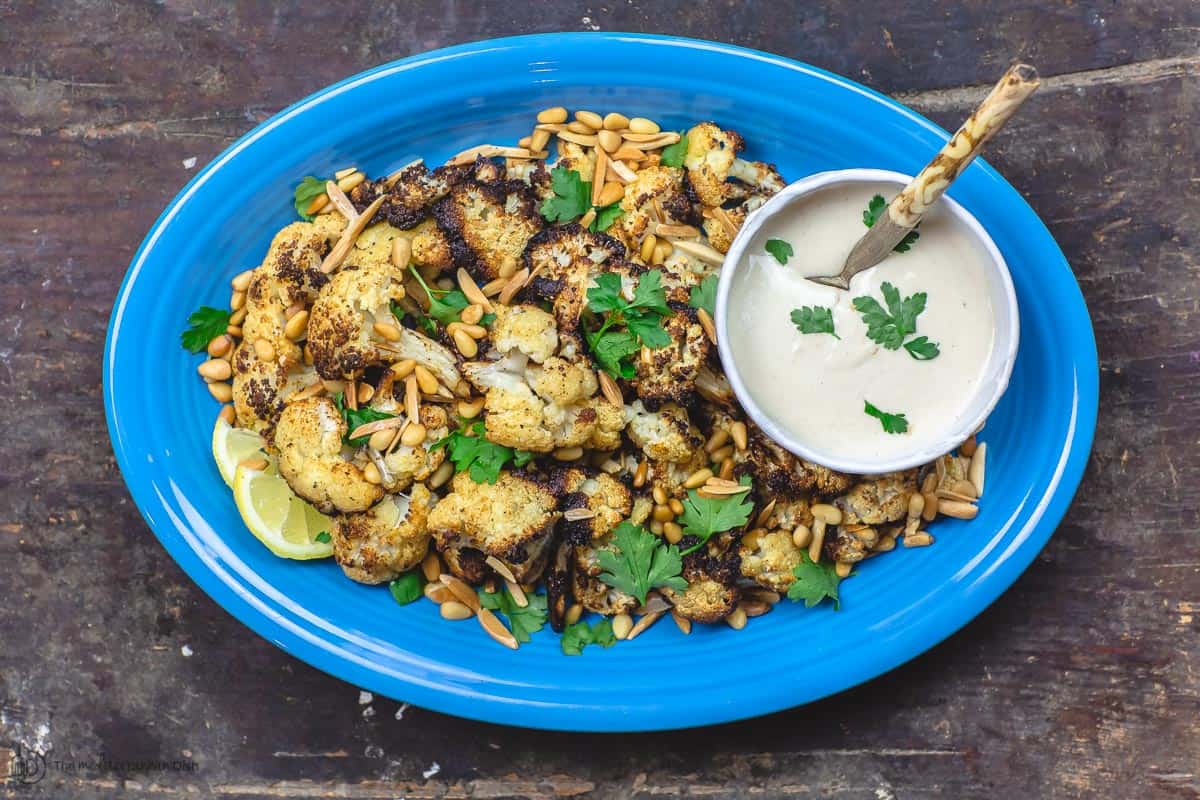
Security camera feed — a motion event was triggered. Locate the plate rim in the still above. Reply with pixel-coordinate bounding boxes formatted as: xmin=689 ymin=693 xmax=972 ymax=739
xmin=103 ymin=32 xmax=1099 ymax=732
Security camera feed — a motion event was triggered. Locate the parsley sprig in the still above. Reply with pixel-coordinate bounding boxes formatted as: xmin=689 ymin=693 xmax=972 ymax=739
xmin=863 ymin=400 xmax=909 ymax=434
xmin=407 ymin=266 xmax=495 ymax=328
xmin=790 ymin=305 xmax=839 ymax=339
xmin=540 ymin=166 xmax=624 ymax=232
xmin=180 ymin=306 xmax=231 ymax=353
xmin=388 ymin=572 xmax=424 ymax=605
xmin=584 ymin=270 xmax=672 ymax=379
xmin=332 ymin=393 xmax=396 ymax=447
xmin=478 ymin=587 xmax=548 ymax=643
xmin=659 ymin=131 xmax=689 ymax=168
xmin=863 ymin=194 xmax=920 ymax=252
xmin=851 ymin=281 xmax=939 ymax=359
xmin=688 ymin=274 xmax=718 ymax=319
xmin=765 ymin=238 xmax=793 ymax=265
xmin=787 ymin=552 xmax=846 ymax=609
xmin=677 ymin=476 xmax=754 ymax=554
xmin=430 ymin=420 xmax=534 ymax=484
xmin=561 ymin=618 xmax=617 ymax=655
xmin=598 ymin=522 xmax=687 ymax=604
xmin=293 ymin=176 xmax=327 ymax=221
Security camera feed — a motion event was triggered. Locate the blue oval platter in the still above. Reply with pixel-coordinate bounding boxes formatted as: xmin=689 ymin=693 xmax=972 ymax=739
xmin=103 ymin=33 xmax=1098 ymax=732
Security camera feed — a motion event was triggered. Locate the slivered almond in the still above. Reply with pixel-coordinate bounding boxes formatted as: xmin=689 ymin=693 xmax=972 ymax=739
xmin=598 ymin=370 xmax=623 ymax=406
xmin=671 ymin=240 xmax=726 ymax=266
xmin=563 ymin=507 xmax=596 ymax=522
xmin=305 ymin=193 xmax=330 ymax=215
xmin=969 ymin=442 xmax=987 ymax=496
xmin=754 ymin=499 xmax=777 ymax=528
xmin=611 ymin=145 xmax=645 ymax=162
xmin=325 ymin=179 xmax=357 ymax=219
xmin=591 ymin=149 xmax=608 ymax=206
xmin=938 ymin=499 xmax=979 ymax=519
xmin=345 ymin=378 xmax=357 ymax=410
xmin=438 ymin=574 xmax=482 ymax=612
xmin=621 ymin=133 xmax=682 ymax=149
xmin=556 ymin=130 xmax=598 ymax=146
xmin=711 ymin=206 xmax=740 ymax=239
xmin=291 ymin=380 xmax=325 ymax=401
xmin=606 ymin=158 xmax=638 ymax=183
xmin=477 ymin=607 xmax=519 ymax=649
xmin=504 ymin=579 xmax=529 ymax=608
xmin=447 ymin=144 xmax=542 ymax=165
xmin=320 ymin=195 xmax=385 ymax=273
xmin=404 ymin=375 xmax=420 ymax=420
xmin=654 ymin=222 xmax=702 ymax=239
xmin=578 ymin=208 xmax=597 ymax=229
xmin=936 ymin=488 xmax=978 ymax=503
xmin=697 ymin=307 xmax=717 ymax=343
xmin=424 ymin=582 xmax=453 ymax=603
xmin=498 ymin=267 xmax=530 ymax=305
xmin=456 ymin=268 xmax=494 ymax=312
xmin=671 ymin=611 xmax=692 ymax=635
xmin=626 ymin=611 xmax=663 ymax=641
xmin=348 ymin=416 xmax=404 ymax=441
xmin=485 ymin=556 xmax=518 ymax=584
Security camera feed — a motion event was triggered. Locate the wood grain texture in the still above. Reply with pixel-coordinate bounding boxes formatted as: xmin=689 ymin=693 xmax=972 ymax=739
xmin=1 ymin=2 xmax=1197 ymax=798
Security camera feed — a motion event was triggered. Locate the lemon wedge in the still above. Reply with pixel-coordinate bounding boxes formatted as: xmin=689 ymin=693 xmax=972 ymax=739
xmin=232 ymin=459 xmax=335 ymax=560
xmin=212 ymin=416 xmax=268 ymax=487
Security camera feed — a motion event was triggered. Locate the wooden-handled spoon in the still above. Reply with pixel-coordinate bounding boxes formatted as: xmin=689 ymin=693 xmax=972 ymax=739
xmin=810 ymin=63 xmax=1041 ymax=290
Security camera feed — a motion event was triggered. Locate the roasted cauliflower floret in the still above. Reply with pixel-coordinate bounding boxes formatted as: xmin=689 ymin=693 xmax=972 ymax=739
xmin=378 ymin=405 xmax=450 ymax=492
xmin=835 ymin=472 xmax=918 ymax=526
xmin=230 ymin=346 xmax=315 ymax=434
xmin=490 ymin=304 xmax=558 ymax=364
xmin=427 ymin=471 xmax=560 ymax=584
xmin=735 ymin=424 xmax=854 ymax=497
xmin=662 ymin=552 xmax=741 ymax=623
xmin=331 ymin=484 xmax=433 ymax=584
xmin=625 ymin=400 xmax=704 ymax=463
xmin=306 ymin=254 xmax=407 ymax=380
xmin=684 ymin=121 xmax=785 ymax=207
xmin=274 ymin=397 xmax=383 ymax=513
xmin=434 ymin=179 xmax=543 ymax=282
xmin=352 ymin=218 xmax=452 ymax=275
xmin=349 ymin=162 xmax=465 ymax=231
xmin=554 ymin=141 xmax=595 ymax=183
xmin=739 ymin=529 xmax=803 ymax=592
xmin=383 ymin=325 xmax=463 ymax=393
xmin=632 ymin=304 xmax=710 ymax=402
xmin=572 ymin=541 xmax=639 ymax=616
xmin=613 ymin=165 xmax=695 ymax=254
xmin=696 ymin=365 xmax=736 ymax=408
xmin=761 ymin=496 xmax=814 ymax=533
xmin=523 ymin=224 xmax=630 ymax=344
xmin=647 ymin=448 xmax=709 ymax=498
xmin=557 ymin=469 xmax=633 ymax=545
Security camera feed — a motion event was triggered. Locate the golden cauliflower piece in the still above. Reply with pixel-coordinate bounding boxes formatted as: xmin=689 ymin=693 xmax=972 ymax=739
xmin=434 ymin=179 xmax=543 ymax=282
xmin=625 ymin=400 xmax=704 ymax=463
xmin=835 ymin=472 xmax=918 ymax=526
xmin=428 ymin=471 xmax=560 ymax=584
xmin=349 ymin=162 xmax=466 ymax=231
xmin=378 ymin=405 xmax=451 ymax=492
xmin=332 ymin=484 xmax=433 ymax=584
xmin=683 ymin=122 xmax=785 ymax=207
xmin=739 ymin=529 xmax=803 ymax=592
xmin=662 ymin=553 xmax=741 ymax=623
xmin=381 ymin=325 xmax=463 ymax=392
xmin=613 ymin=165 xmax=695 ymax=254
xmin=490 ymin=304 xmax=559 ymax=364
xmin=572 ymin=554 xmax=639 ymax=616
xmin=352 ymin=218 xmax=452 ymax=275
xmin=555 ymin=141 xmax=595 ymax=183
xmin=230 ymin=346 xmax=316 ymax=435
xmin=556 ymin=469 xmax=633 ymax=545
xmin=274 ymin=397 xmax=383 ymax=514
xmin=736 ymin=423 xmax=854 ymax=497
xmin=632 ymin=304 xmax=711 ymax=403
xmin=306 ymin=252 xmax=407 ymax=380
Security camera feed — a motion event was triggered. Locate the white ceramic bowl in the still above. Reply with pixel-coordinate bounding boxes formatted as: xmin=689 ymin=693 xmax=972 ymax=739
xmin=714 ymin=168 xmax=1020 ymax=475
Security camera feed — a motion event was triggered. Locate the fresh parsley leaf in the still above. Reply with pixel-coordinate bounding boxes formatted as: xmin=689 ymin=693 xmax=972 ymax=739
xmin=765 ymin=238 xmax=793 ymax=265
xmin=590 ymin=201 xmax=624 ymax=232
xmin=430 ymin=420 xmax=533 ymax=484
xmin=903 ymin=335 xmax=940 ymax=360
xmin=561 ymin=618 xmax=617 ymax=655
xmin=786 ymin=552 xmax=845 ymax=609
xmin=852 ymin=282 xmax=927 ymax=351
xmin=659 ymin=131 xmax=688 ymax=168
xmin=862 ymin=194 xmax=919 ymax=252
xmin=677 ymin=475 xmax=755 ymax=555
xmin=293 ymin=176 xmax=327 ymax=221
xmin=315 ymin=531 xmax=331 ymax=544
xmin=597 ymin=521 xmax=688 ymax=604
xmin=388 ymin=572 xmax=424 ymax=606
xmin=332 ymin=393 xmax=396 ymax=447
xmin=409 ymin=266 xmax=471 ymax=326
xmin=478 ymin=587 xmax=548 ymax=643
xmin=540 ymin=166 xmax=592 ymax=223
xmin=790 ymin=306 xmax=839 ymax=339
xmin=688 ymin=274 xmax=718 ymax=318
xmin=181 ymin=306 xmax=231 ymax=353
xmin=584 ymin=270 xmax=673 ymax=379
xmin=864 ymin=400 xmax=909 ymax=434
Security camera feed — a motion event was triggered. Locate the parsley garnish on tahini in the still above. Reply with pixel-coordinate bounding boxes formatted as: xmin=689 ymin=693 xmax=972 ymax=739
xmin=862 ymin=194 xmax=920 ymax=252
xmin=584 ymin=270 xmax=673 ymax=379
xmin=863 ymin=400 xmax=909 ymax=434
xmin=851 ymin=281 xmax=940 ymax=360
xmin=790 ymin=305 xmax=839 ymax=339
xmin=765 ymin=238 xmax=793 ymax=265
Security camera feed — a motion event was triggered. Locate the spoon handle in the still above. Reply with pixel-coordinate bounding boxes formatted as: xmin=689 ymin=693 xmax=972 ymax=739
xmin=888 ymin=63 xmax=1040 ymax=229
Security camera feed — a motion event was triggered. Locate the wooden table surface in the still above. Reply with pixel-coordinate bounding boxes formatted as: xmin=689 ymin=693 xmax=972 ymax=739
xmin=2 ymin=2 xmax=1197 ymax=798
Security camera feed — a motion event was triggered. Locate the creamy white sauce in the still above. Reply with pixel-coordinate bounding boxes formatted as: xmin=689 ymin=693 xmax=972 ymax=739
xmin=726 ymin=182 xmax=996 ymax=464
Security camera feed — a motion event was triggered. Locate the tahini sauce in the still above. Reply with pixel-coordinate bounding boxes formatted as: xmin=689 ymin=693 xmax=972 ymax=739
xmin=725 ymin=182 xmax=996 ymax=463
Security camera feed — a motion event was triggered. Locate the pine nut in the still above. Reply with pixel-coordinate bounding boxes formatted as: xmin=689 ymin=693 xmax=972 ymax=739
xmin=938 ymin=500 xmax=979 ymax=520
xmin=730 ymin=421 xmax=748 ymax=451
xmin=908 ymin=492 xmax=925 ymax=520
xmin=611 ymin=145 xmax=645 ymax=162
xmin=960 ymin=435 xmax=977 ymax=457
xmin=218 ymin=404 xmax=236 ymax=424
xmin=357 ymin=383 xmax=374 ymax=406
xmin=207 ymin=381 xmax=233 ymax=402
xmin=574 ymin=109 xmax=603 ymax=130
xmin=603 ymin=112 xmax=629 ymax=130
xmin=792 ymin=524 xmax=812 ymax=549
xmin=336 ymin=171 xmax=365 ymax=192
xmin=598 ymin=370 xmax=623 ymax=406
xmin=742 ymin=528 xmax=763 ymax=549
xmin=969 ymin=442 xmax=987 ymax=496
xmin=725 ymin=606 xmax=747 ymax=630
xmin=652 ymin=485 xmax=668 ymax=505
xmin=400 ymin=423 xmax=427 ymax=447
xmin=904 ymin=532 xmax=935 ymax=548
xmin=439 ymin=600 xmax=473 ymax=620
xmin=283 ymin=310 xmax=309 ymax=340
xmin=253 ymin=338 xmax=275 ymax=362
xmin=414 ymin=364 xmax=439 ymax=395
xmin=477 ymin=607 xmax=519 ymax=649
xmin=710 ymin=445 xmax=734 ymax=464
xmin=597 ymin=129 xmax=622 ymax=153
xmin=809 ymin=519 xmax=827 ymax=563
xmin=391 ymin=359 xmax=417 ymax=378
xmin=457 ymin=398 xmax=484 ymax=418
xmin=373 ymin=321 xmax=402 ymax=341
xmin=633 ymin=459 xmax=648 ymax=488
xmin=649 ymin=519 xmax=664 ymax=535
xmin=230 ymin=290 xmax=246 ymax=311
xmin=663 ymin=522 xmax=683 ymax=544
xmin=453 ymin=329 xmax=478 ymax=357
xmin=639 ymin=234 xmax=657 ymax=263
xmin=206 ymin=335 xmax=231 ymax=357
xmin=668 ymin=498 xmax=684 ymax=515
xmin=652 ymin=504 xmax=674 ymax=523
xmin=719 ymin=458 xmax=735 ymax=480
xmin=361 ymin=462 xmax=381 ymax=484
xmin=197 ymin=359 xmax=231 ymax=381
xmin=517 ymin=135 xmax=531 ymax=148
xmin=652 ymin=241 xmax=671 ymax=265
xmin=921 ymin=472 xmax=938 ymax=494
xmin=305 ymin=193 xmax=329 ymax=216
xmin=741 ymin=601 xmax=772 ymax=618
xmin=424 ymin=582 xmax=452 ymax=603
xmin=529 ymin=128 xmax=551 ymax=152
xmin=876 ymin=534 xmax=897 ymax=552
xmin=456 ymin=268 xmax=493 ymax=312
xmin=811 ymin=503 xmax=843 ymax=526
xmin=537 ymin=106 xmax=568 ymax=124
xmin=628 ymin=117 xmax=660 ymax=134
xmin=553 ymin=446 xmax=583 ymax=461
xmin=498 ymin=267 xmax=530 ymax=305
xmin=684 ymin=468 xmax=713 ymax=489
xmin=835 ymin=561 xmax=853 ymax=578
xmin=429 ymin=460 xmax=454 ymax=489
xmin=460 ymin=303 xmax=485 ymax=325
xmin=705 ymin=429 xmax=730 ymax=453
xmin=922 ymin=491 xmax=939 ymax=521
xmin=612 ymin=613 xmax=634 ymax=640
xmin=369 ymin=428 xmax=396 ymax=451
xmin=228 ymin=306 xmax=248 ymax=326
xmin=231 ymin=270 xmax=253 ymax=292
xmin=449 ymin=322 xmax=487 ymax=339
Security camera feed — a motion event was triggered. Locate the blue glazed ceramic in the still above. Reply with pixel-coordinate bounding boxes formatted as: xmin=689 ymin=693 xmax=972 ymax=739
xmin=104 ymin=33 xmax=1098 ymax=732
